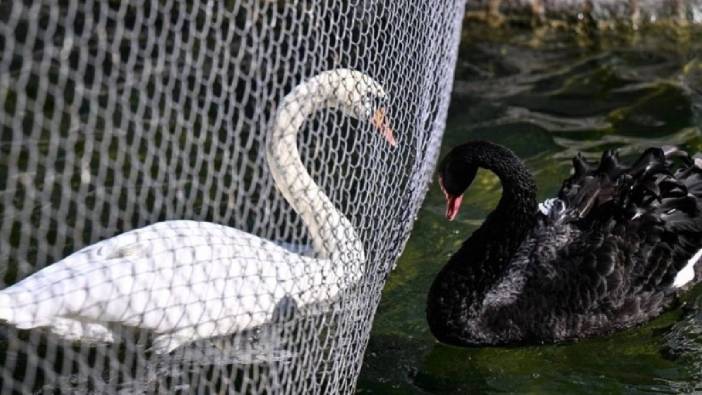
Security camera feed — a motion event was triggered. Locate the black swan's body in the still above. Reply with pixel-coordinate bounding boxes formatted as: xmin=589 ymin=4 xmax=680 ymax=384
xmin=427 ymin=141 xmax=702 ymax=346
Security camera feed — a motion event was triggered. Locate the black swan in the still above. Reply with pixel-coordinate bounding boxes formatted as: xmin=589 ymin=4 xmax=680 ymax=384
xmin=427 ymin=140 xmax=702 ymax=346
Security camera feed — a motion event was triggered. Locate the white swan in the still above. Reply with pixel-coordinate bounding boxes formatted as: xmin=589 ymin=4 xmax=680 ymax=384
xmin=0 ymin=69 xmax=395 ymax=353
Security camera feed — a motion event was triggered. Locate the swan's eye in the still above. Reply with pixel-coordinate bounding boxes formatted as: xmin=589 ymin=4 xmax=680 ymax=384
xmin=365 ymin=94 xmax=376 ymax=107
xmin=363 ymin=92 xmax=384 ymax=108
xmin=359 ymin=92 xmax=385 ymax=120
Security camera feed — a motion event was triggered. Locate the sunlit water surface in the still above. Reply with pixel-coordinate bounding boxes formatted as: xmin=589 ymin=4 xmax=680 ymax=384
xmin=357 ymin=22 xmax=702 ymax=394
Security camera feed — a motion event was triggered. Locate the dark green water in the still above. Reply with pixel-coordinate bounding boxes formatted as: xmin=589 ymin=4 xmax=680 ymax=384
xmin=357 ymin=23 xmax=702 ymax=394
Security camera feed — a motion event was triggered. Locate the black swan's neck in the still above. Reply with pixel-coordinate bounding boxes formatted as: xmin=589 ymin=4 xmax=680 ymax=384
xmin=427 ymin=142 xmax=538 ymax=344
xmin=454 ymin=142 xmax=537 ymax=276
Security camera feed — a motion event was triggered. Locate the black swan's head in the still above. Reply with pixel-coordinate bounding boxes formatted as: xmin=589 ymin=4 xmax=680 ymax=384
xmin=438 ymin=151 xmax=478 ymax=221
xmin=436 ymin=141 xmax=538 ymax=222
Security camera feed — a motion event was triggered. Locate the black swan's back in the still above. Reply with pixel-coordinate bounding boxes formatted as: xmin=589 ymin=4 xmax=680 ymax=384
xmin=556 ymin=148 xmax=702 ymax=291
xmin=428 ymin=144 xmax=702 ymax=346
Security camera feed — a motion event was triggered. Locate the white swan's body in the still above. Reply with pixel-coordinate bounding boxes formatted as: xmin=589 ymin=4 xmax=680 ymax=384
xmin=0 ymin=221 xmax=350 ymax=350
xmin=0 ymin=69 xmax=393 ymax=352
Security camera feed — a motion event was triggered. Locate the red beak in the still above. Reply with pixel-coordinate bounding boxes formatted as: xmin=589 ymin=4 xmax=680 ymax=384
xmin=445 ymin=194 xmax=463 ymax=221
xmin=439 ymin=176 xmax=463 ymax=221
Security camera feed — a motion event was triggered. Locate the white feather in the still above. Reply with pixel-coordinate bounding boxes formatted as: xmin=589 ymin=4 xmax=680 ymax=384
xmin=673 ymin=248 xmax=702 ymax=288
xmin=538 ymin=198 xmax=559 ymax=216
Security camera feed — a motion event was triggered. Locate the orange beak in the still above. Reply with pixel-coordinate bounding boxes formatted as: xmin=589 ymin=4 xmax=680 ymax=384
xmin=371 ymin=107 xmax=396 ymax=147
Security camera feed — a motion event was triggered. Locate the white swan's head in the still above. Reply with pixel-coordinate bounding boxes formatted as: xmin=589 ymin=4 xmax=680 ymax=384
xmin=310 ymin=69 xmax=396 ymax=146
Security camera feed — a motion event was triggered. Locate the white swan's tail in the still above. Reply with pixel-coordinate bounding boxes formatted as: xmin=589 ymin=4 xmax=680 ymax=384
xmin=0 ymin=292 xmax=10 ymax=324
xmin=0 ymin=291 xmax=43 ymax=329
xmin=0 ymin=289 xmax=52 ymax=329
xmin=0 ymin=290 xmax=115 ymax=343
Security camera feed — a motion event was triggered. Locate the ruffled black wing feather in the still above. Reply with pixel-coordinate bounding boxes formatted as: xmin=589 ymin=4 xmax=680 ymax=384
xmin=566 ymin=149 xmax=702 ymax=291
xmin=496 ymin=147 xmax=702 ymax=342
xmin=559 ymin=147 xmax=702 ymax=230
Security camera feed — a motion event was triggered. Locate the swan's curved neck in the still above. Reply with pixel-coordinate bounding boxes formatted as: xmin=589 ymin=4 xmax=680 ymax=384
xmin=456 ymin=142 xmax=537 ymax=276
xmin=266 ymin=79 xmax=361 ymax=259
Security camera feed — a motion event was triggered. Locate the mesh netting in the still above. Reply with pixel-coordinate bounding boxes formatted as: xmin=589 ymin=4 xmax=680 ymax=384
xmin=0 ymin=1 xmax=465 ymax=393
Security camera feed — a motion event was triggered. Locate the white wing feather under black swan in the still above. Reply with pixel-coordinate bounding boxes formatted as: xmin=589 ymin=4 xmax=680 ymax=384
xmin=427 ymin=141 xmax=702 ymax=346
